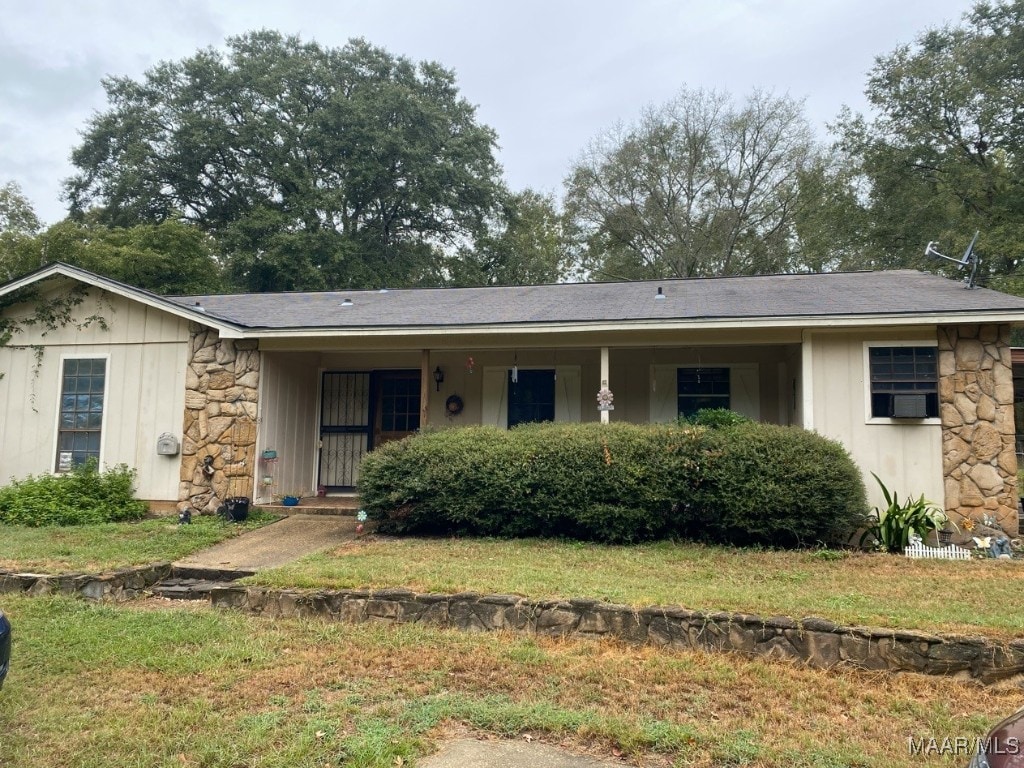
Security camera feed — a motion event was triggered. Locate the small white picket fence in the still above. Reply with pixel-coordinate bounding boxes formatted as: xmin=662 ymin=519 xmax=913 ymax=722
xmin=904 ymin=540 xmax=972 ymax=560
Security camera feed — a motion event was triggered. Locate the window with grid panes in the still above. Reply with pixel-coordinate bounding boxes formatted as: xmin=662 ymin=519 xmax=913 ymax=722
xmin=868 ymin=347 xmax=938 ymax=418
xmin=677 ymin=367 xmax=730 ymax=418
xmin=56 ymin=358 xmax=106 ymax=470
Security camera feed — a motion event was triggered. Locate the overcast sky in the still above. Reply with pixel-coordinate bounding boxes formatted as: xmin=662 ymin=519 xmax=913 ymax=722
xmin=1 ymin=0 xmax=976 ymax=225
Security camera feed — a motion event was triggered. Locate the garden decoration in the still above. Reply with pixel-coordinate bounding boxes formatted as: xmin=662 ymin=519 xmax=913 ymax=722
xmin=356 ymin=509 xmax=367 ymax=534
xmin=904 ymin=533 xmax=971 ymax=561
xmin=974 ymin=535 xmax=1014 ymax=559
xmin=596 ymin=387 xmax=614 ymax=411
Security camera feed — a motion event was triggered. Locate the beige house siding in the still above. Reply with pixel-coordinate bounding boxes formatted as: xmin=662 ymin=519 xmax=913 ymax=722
xmin=808 ymin=328 xmax=944 ymax=513
xmin=0 ymin=289 xmax=189 ymax=500
xmin=256 ymin=351 xmax=321 ymax=502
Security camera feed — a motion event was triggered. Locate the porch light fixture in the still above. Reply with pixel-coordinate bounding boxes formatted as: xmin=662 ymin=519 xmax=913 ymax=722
xmin=655 ymin=286 xmax=666 ymax=300
xmin=341 ymin=298 xmax=353 ymax=307
xmin=433 ymin=365 xmax=445 ymax=391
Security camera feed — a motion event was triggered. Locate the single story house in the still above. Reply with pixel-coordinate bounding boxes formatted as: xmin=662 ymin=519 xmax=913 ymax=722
xmin=1 ymin=263 xmax=1021 ymax=534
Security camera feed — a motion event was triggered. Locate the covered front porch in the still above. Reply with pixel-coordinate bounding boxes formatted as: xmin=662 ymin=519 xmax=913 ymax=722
xmin=253 ymin=331 xmax=804 ymax=501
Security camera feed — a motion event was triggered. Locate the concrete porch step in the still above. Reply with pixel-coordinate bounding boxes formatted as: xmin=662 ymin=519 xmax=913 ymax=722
xmin=255 ymin=495 xmax=361 ymax=517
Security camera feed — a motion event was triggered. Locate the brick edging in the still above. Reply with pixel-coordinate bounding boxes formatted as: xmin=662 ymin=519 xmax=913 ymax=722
xmin=209 ymin=585 xmax=1024 ymax=684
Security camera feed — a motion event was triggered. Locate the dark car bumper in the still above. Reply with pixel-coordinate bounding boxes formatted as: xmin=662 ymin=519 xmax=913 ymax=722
xmin=0 ymin=610 xmax=10 ymax=690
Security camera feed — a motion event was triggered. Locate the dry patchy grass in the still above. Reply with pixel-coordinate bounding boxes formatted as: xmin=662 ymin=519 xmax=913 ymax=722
xmin=248 ymin=536 xmax=1024 ymax=638
xmin=1 ymin=595 xmax=1018 ymax=767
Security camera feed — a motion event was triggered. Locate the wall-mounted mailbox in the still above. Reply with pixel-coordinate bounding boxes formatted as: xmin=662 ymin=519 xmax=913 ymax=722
xmin=157 ymin=433 xmax=180 ymax=456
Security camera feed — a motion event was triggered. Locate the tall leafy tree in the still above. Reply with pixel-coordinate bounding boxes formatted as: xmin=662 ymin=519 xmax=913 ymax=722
xmin=0 ymin=182 xmax=41 ymax=237
xmin=449 ymin=189 xmax=571 ymax=286
xmin=1 ymin=217 xmax=223 ymax=295
xmin=826 ymin=0 xmax=1024 ymax=285
xmin=65 ymin=31 xmax=503 ymax=292
xmin=564 ymin=88 xmax=818 ymax=280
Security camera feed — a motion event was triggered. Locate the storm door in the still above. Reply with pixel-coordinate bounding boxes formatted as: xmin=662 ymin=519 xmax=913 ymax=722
xmin=319 ymin=372 xmax=371 ymax=490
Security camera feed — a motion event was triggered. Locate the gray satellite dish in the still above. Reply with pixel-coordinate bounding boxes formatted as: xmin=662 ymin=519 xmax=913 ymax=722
xmin=924 ymin=230 xmax=980 ymax=288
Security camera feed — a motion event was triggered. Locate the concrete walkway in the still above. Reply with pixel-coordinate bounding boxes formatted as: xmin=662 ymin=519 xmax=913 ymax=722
xmin=419 ymin=738 xmax=623 ymax=768
xmin=175 ymin=514 xmax=358 ymax=571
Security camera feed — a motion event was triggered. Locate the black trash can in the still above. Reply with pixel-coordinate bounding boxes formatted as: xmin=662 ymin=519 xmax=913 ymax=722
xmin=224 ymin=496 xmax=250 ymax=522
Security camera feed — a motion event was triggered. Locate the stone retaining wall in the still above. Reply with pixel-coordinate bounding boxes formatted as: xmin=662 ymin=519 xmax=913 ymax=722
xmin=0 ymin=563 xmax=171 ymax=602
xmin=180 ymin=325 xmax=260 ymax=515
xmin=210 ymin=586 xmax=1024 ymax=684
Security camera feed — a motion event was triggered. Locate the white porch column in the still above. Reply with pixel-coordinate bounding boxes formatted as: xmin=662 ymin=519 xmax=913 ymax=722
xmin=800 ymin=331 xmax=814 ymax=430
xmin=600 ymin=346 xmax=610 ymax=424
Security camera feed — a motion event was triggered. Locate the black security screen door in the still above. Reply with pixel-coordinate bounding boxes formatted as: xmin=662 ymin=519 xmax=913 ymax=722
xmin=319 ymin=372 xmax=371 ymax=489
xmin=508 ymin=369 xmax=555 ymax=427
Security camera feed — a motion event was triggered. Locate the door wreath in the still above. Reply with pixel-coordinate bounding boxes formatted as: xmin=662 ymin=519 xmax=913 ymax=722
xmin=445 ymin=394 xmax=464 ymax=416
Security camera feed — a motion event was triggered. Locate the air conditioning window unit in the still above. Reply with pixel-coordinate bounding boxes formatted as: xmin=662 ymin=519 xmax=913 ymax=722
xmin=891 ymin=393 xmax=928 ymax=418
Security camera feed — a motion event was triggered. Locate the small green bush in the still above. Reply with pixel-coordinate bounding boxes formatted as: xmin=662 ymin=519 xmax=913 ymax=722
xmin=0 ymin=460 xmax=148 ymax=526
xmin=859 ymin=473 xmax=952 ymax=553
xmin=359 ymin=422 xmax=867 ymax=547
xmin=680 ymin=408 xmax=751 ymax=428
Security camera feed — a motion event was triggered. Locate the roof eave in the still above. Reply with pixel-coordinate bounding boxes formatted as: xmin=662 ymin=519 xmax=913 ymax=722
xmin=223 ymin=309 xmax=1024 ymax=338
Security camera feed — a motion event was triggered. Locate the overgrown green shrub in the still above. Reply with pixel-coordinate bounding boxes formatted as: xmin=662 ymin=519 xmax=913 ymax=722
xmin=681 ymin=422 xmax=868 ymax=547
xmin=359 ymin=422 xmax=867 ymax=547
xmin=0 ymin=460 xmax=148 ymax=526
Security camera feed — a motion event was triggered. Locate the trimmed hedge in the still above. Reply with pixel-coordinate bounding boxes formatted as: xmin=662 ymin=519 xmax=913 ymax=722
xmin=359 ymin=422 xmax=867 ymax=547
xmin=0 ymin=460 xmax=148 ymax=526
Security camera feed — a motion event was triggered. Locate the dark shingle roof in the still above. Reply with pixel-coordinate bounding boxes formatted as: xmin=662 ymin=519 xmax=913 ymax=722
xmin=169 ymin=270 xmax=1024 ymax=330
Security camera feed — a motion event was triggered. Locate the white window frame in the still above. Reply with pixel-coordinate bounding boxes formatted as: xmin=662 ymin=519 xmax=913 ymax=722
xmin=52 ymin=352 xmax=111 ymax=471
xmin=862 ymin=341 xmax=940 ymax=425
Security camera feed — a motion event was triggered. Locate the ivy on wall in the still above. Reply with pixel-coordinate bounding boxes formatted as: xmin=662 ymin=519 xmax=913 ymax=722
xmin=0 ymin=284 xmax=110 ymax=406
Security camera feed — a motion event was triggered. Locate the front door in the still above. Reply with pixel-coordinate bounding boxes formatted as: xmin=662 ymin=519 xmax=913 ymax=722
xmin=318 ymin=370 xmax=422 ymax=491
xmin=373 ymin=370 xmax=421 ymax=448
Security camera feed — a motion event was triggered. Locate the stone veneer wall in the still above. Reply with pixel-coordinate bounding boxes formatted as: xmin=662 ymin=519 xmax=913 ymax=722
xmin=939 ymin=324 xmax=1019 ymax=533
xmin=179 ymin=325 xmax=260 ymax=514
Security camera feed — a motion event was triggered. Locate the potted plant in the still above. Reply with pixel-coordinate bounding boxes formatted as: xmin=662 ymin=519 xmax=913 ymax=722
xmin=281 ymin=493 xmax=301 ymax=507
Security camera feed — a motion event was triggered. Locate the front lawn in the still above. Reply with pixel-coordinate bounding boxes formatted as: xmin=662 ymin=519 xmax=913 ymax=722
xmin=247 ymin=537 xmax=1024 ymax=639
xmin=0 ymin=512 xmax=277 ymax=573
xmin=0 ymin=594 xmax=1017 ymax=768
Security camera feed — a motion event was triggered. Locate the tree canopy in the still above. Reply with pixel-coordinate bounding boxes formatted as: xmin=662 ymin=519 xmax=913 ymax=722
xmin=564 ymin=88 xmax=818 ymax=281
xmin=824 ymin=0 xmax=1024 ymax=287
xmin=65 ymin=31 xmax=504 ymax=292
xmin=448 ymin=189 xmax=571 ymax=286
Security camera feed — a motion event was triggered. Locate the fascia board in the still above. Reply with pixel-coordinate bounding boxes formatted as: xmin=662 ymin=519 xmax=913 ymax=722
xmin=229 ymin=310 xmax=1024 ymax=339
xmin=0 ymin=263 xmax=244 ymax=337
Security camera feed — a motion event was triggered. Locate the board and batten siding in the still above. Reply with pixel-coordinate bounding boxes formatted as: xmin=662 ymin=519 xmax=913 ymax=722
xmin=808 ymin=328 xmax=943 ymax=513
xmin=255 ymin=352 xmax=321 ymax=501
xmin=0 ymin=289 xmax=189 ymax=500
